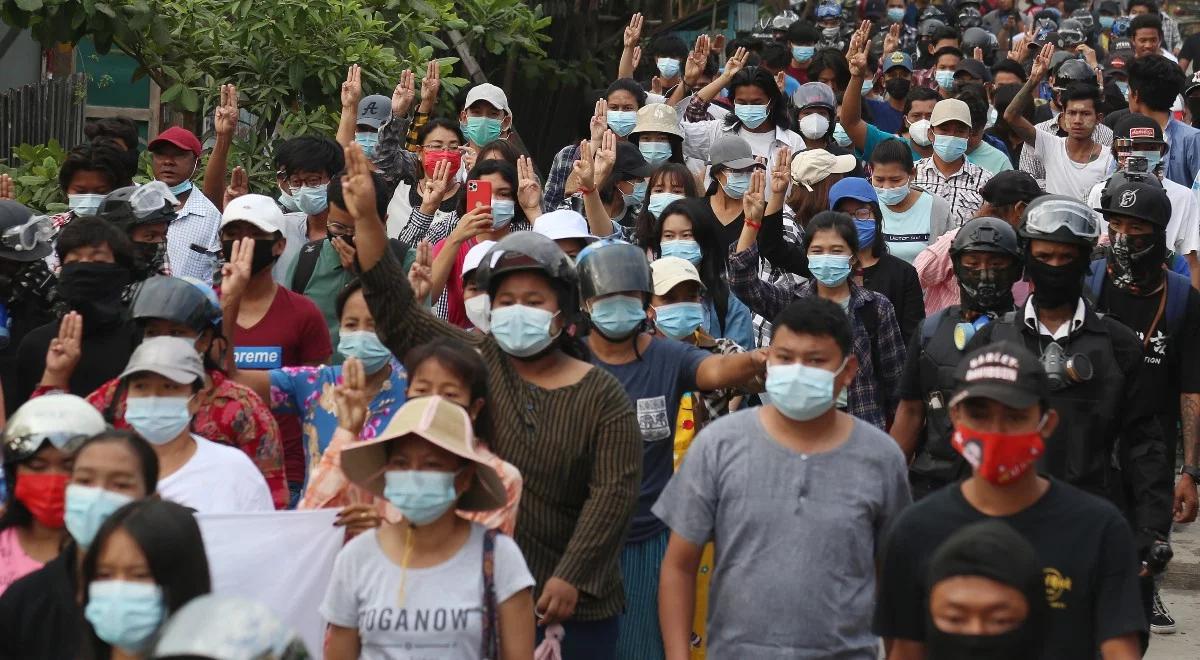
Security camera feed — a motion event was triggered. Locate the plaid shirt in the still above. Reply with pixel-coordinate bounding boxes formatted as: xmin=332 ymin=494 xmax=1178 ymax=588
xmin=374 ymin=114 xmax=422 ymax=187
xmin=728 ymin=243 xmax=906 ymax=429
xmin=543 ymin=143 xmax=581 ymax=213
xmin=913 ymin=156 xmax=992 ymax=228
xmin=1163 ymin=13 xmax=1182 ymax=54
xmin=1018 ymin=119 xmax=1113 ymax=187
xmin=166 ymin=189 xmax=222 ymax=283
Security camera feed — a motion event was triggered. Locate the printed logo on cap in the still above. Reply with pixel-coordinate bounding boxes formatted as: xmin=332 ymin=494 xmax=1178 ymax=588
xmin=964 ymin=351 xmax=1020 ymax=383
xmin=362 ymin=100 xmax=380 ymax=116
xmin=1119 ymin=188 xmax=1138 ymax=208
xmin=890 ymin=52 xmax=905 ymax=63
xmin=1128 ymin=127 xmax=1156 ymax=139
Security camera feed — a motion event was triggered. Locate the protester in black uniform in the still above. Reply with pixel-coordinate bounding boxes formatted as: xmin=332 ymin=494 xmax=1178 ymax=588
xmin=97 ymin=182 xmax=177 ymax=286
xmin=892 ymin=217 xmax=1024 ymax=498
xmin=964 ymin=194 xmax=1172 ymax=625
xmin=0 ymin=201 xmax=56 ymax=415
xmin=12 ymin=217 xmax=139 ymax=407
xmin=875 ymin=340 xmax=1146 ymax=660
xmin=1087 ymin=179 xmax=1200 ymax=635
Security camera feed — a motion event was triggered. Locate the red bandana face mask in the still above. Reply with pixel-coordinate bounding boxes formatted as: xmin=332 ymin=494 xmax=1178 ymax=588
xmin=13 ymin=472 xmax=69 ymax=528
xmin=422 ymin=150 xmax=462 ymax=178
xmin=951 ymin=421 xmax=1046 ymax=486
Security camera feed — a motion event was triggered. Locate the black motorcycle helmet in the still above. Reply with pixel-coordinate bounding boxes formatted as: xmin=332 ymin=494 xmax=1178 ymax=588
xmin=98 ymin=183 xmax=177 ymax=234
xmin=952 ymin=217 xmax=1023 ymax=313
xmin=130 ymin=275 xmax=221 ymax=335
xmin=576 ymin=240 xmax=652 ymax=305
xmin=1018 ymin=195 xmax=1100 ymax=249
xmin=1056 ymin=18 xmax=1087 ymax=50
xmin=956 ymin=6 xmax=983 ymax=29
xmin=0 ymin=200 xmax=52 ymax=263
xmin=962 ymin=28 xmax=998 ymax=63
xmin=477 ymin=231 xmax=579 ymax=313
xmin=1053 ymin=58 xmax=1096 ymax=88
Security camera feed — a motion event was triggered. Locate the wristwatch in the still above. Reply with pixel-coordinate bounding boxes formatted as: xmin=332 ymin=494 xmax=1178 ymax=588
xmin=1180 ymin=465 xmax=1200 ymax=483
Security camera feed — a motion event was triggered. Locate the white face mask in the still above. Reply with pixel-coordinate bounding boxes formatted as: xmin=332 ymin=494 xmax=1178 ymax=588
xmin=798 ymin=113 xmax=831 ymax=140
xmin=464 ymin=294 xmax=490 ymax=332
xmin=908 ymin=118 xmax=933 ymax=147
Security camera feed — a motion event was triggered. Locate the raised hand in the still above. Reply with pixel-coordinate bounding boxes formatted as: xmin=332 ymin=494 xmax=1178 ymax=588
xmin=722 ymin=47 xmax=749 ymax=82
xmin=420 ymin=159 xmax=453 ymax=211
xmin=44 ymin=311 xmax=83 ymax=382
xmin=341 ymin=143 xmax=381 ymax=223
xmin=883 ymin=23 xmax=900 ymax=56
xmin=973 ymin=47 xmax=984 ymax=61
xmin=589 ymin=98 xmax=609 ymax=145
xmin=392 ymin=69 xmax=416 ymax=117
xmin=1077 ymin=44 xmax=1098 ymax=68
xmin=331 ymin=235 xmax=357 ymax=270
xmin=592 ymin=130 xmax=617 ymax=188
xmin=0 ymin=173 xmax=12 ymax=201
xmin=450 ymin=206 xmax=493 ymax=244
xmin=418 ymin=59 xmax=441 ymax=114
xmin=774 ymin=70 xmax=787 ymax=94
xmin=684 ymin=34 xmax=711 ymax=88
xmin=223 ymin=166 xmax=249 ymax=209
xmin=332 ymin=356 xmax=370 ymax=435
xmin=848 ymin=35 xmax=869 ymax=78
xmin=651 ymin=76 xmax=665 ymax=95
xmin=516 ymin=155 xmax=542 ymax=212
xmin=220 ymin=237 xmax=254 ymax=301
xmin=711 ymin=33 xmax=726 ymax=54
xmin=623 ymin=13 xmax=643 ymax=49
xmin=214 ymin=83 xmax=239 ymax=138
xmin=743 ymin=169 xmax=766 ymax=223
xmin=1009 ymin=27 xmax=1034 ymax=63
xmin=1030 ymin=43 xmax=1055 ymax=81
xmin=407 ymin=240 xmax=433 ymax=300
xmin=631 ymin=46 xmax=642 ymax=71
xmin=341 ymin=64 xmax=363 ymax=110
xmin=770 ymin=146 xmax=792 ymax=197
xmin=572 ymin=139 xmax=597 ymax=190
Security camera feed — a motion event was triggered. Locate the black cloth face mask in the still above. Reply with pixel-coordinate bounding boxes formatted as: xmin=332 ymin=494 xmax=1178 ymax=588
xmin=1107 ymin=229 xmax=1166 ymax=295
xmin=55 ymin=261 xmax=131 ymax=329
xmin=1025 ymin=255 xmax=1087 ymax=310
xmin=221 ymin=239 xmax=279 ymax=275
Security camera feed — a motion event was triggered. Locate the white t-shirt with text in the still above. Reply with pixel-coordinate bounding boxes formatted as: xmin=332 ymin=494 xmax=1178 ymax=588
xmin=157 ymin=435 xmax=274 ymax=513
xmin=320 ymin=523 xmax=534 ymax=660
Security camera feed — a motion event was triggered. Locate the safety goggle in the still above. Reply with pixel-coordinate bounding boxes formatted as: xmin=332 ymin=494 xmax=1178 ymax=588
xmin=1023 ymin=199 xmax=1101 ymax=240
xmin=0 ymin=215 xmax=54 ymax=253
xmin=2 ymin=431 xmax=89 ymax=464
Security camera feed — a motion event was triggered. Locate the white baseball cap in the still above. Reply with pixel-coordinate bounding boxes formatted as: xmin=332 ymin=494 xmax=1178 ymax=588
xmin=532 ymin=210 xmax=597 ymax=244
xmin=463 ymin=240 xmax=498 ymax=277
xmin=221 ymin=194 xmax=283 ymax=234
xmin=650 ymin=256 xmax=704 ymax=296
xmin=464 ymin=83 xmax=511 ymax=115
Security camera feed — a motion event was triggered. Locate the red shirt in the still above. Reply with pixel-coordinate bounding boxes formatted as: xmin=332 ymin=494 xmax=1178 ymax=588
xmin=432 ymin=237 xmax=476 ymax=329
xmin=233 ymin=285 xmax=332 ymax=488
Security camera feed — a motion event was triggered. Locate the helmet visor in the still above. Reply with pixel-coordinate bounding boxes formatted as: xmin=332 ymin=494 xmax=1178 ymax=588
xmin=1024 ymin=199 xmax=1101 ymax=241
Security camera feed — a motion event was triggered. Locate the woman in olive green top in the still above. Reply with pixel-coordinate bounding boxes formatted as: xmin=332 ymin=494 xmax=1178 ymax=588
xmin=337 ymin=144 xmax=641 ymax=657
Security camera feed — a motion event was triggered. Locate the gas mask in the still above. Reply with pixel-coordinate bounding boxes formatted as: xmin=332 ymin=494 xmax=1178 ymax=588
xmin=1040 ymin=341 xmax=1093 ymax=392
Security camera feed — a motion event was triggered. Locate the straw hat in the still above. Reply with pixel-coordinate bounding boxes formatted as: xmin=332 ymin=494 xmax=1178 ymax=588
xmin=340 ymin=396 xmax=506 ymax=511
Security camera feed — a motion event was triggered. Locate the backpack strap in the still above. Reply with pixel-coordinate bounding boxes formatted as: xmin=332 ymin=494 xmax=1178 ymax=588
xmin=481 ymin=528 xmax=500 ymax=660
xmin=1164 ymin=270 xmax=1189 ymax=335
xmin=1085 ymin=259 xmax=1106 ymax=305
xmin=290 ymin=239 xmax=325 ymax=293
xmin=920 ymin=308 xmax=952 ymax=349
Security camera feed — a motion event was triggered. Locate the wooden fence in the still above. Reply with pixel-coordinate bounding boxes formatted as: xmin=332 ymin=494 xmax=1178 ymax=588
xmin=0 ymin=73 xmax=87 ymax=162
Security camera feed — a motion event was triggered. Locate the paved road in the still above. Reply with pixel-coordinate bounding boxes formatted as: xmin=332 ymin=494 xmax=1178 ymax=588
xmin=1147 ymin=520 xmax=1200 ymax=659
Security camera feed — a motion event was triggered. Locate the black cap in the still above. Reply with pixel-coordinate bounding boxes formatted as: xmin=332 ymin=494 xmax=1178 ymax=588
xmin=927 ymin=520 xmax=1043 ymax=598
xmin=951 ymin=340 xmax=1048 ymax=409
xmin=1095 ymin=181 xmax=1172 ymax=229
xmin=1113 ymin=113 xmax=1164 ymax=143
xmin=980 ymin=171 xmax=1044 ymax=207
xmin=613 ymin=140 xmax=653 ymax=180
xmin=1186 ymin=69 xmax=1200 ymax=96
xmin=1103 ymin=51 xmax=1131 ymax=77
xmin=955 ymin=59 xmax=992 ymax=83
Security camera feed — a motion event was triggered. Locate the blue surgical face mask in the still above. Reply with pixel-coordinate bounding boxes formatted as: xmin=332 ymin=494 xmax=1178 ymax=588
xmin=337 ymin=330 xmax=392 ymax=374
xmin=639 ymin=141 xmax=672 ymax=167
xmin=65 ymin=484 xmax=133 ymax=548
xmin=621 ymin=181 xmax=647 ymax=211
xmin=462 ymin=116 xmax=504 ymax=146
xmin=68 ymin=194 xmax=105 ymax=217
xmin=589 ymin=295 xmax=646 ymax=339
xmin=124 ymin=396 xmax=192 ymax=445
xmin=861 ymin=79 xmax=875 ymax=95
xmin=490 ymin=198 xmax=516 ymax=229
xmin=85 ymin=580 xmax=165 ymax=652
xmin=278 ymin=188 xmax=300 ymax=213
xmin=833 ymin=122 xmax=852 ymax=147
xmin=654 ymin=302 xmax=706 ymax=340
xmin=734 ymin=103 xmax=770 ymax=129
xmin=721 ymin=171 xmax=751 ymax=199
xmin=656 ymin=58 xmax=681 ymax=79
xmin=660 ymin=239 xmax=703 ymax=266
xmin=765 ymin=360 xmax=846 ymax=421
xmin=295 ymin=184 xmax=329 ymax=215
xmin=646 ymin=192 xmax=685 ymax=219
xmin=934 ymin=70 xmax=956 ymax=91
xmin=383 ymin=469 xmax=459 ymax=526
xmin=490 ymin=304 xmax=559 ymax=357
xmin=168 ymin=179 xmax=193 ymax=196
xmin=854 ymin=218 xmax=877 ymax=248
xmin=887 ymin=6 xmax=906 ymax=21
xmin=607 ymin=110 xmax=638 ymax=137
xmin=1100 ymin=15 xmax=1115 ymax=29
xmin=873 ymin=183 xmax=910 ymax=206
xmin=933 ymin=133 xmax=969 ymax=163
xmin=791 ymin=45 xmax=816 ymax=62
xmin=1115 ymin=80 xmax=1130 ymax=99
xmin=808 ymin=253 xmax=852 ymax=286
xmin=354 ymin=131 xmax=380 ymax=159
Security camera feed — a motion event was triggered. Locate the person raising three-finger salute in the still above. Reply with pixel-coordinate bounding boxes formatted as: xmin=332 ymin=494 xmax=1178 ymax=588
xmin=342 ymin=141 xmax=642 ymax=658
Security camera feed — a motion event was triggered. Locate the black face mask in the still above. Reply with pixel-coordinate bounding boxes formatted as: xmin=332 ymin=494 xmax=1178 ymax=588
xmin=926 ymin=625 xmax=1040 ymax=660
xmin=954 ymin=262 xmax=1018 ymax=313
xmin=885 ymin=77 xmax=912 ymax=100
xmin=1107 ymin=229 xmax=1166 ymax=295
xmin=327 ymin=231 xmax=355 ymax=247
xmin=55 ymin=262 xmax=131 ymax=328
xmin=1025 ymin=255 xmax=1087 ymax=309
xmin=132 ymin=241 xmax=167 ymax=279
xmin=221 ymin=239 xmax=279 ymax=275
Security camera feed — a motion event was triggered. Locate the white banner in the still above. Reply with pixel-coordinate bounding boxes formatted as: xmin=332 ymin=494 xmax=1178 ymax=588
xmin=196 ymin=509 xmax=342 ymax=657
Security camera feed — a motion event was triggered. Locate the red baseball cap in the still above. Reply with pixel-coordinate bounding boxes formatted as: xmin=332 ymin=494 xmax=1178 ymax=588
xmin=148 ymin=126 xmax=202 ymax=157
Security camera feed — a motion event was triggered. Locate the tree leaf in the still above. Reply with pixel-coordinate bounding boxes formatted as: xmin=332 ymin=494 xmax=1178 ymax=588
xmin=14 ymin=0 xmax=43 ymax=11
xmin=160 ymin=82 xmax=184 ymax=103
xmin=180 ymin=86 xmax=200 ymax=112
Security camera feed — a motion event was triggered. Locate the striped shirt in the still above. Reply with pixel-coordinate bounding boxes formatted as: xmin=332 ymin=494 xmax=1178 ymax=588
xmin=359 ymin=249 xmax=642 ymax=620
xmin=913 ymin=157 xmax=992 ymax=229
xmin=167 ymin=189 xmax=222 ymax=283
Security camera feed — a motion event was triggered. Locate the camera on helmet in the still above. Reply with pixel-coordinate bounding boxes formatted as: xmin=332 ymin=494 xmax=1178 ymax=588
xmin=1041 ymin=342 xmax=1093 ymax=391
xmin=1125 ymin=155 xmax=1150 ymax=174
